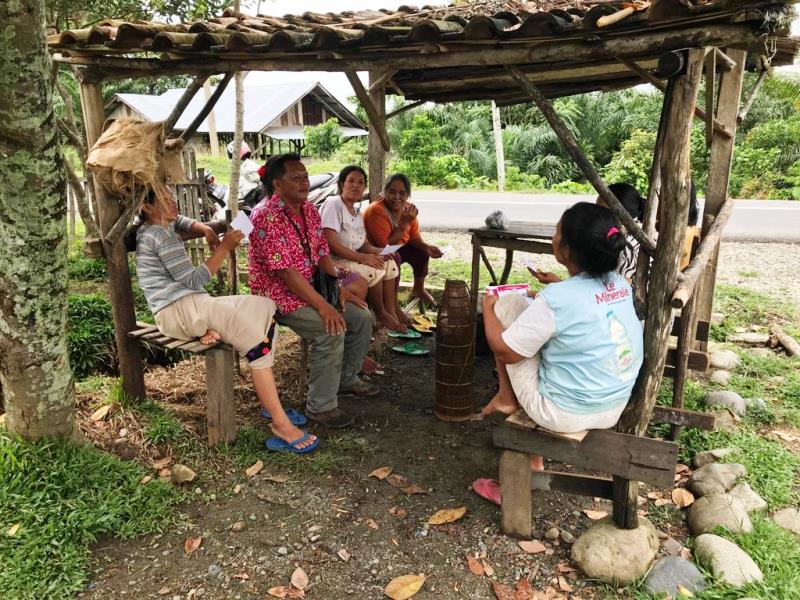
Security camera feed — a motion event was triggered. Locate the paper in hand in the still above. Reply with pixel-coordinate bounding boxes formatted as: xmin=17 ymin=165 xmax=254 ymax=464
xmin=230 ymin=212 xmax=254 ymax=236
xmin=379 ymin=244 xmax=403 ymax=256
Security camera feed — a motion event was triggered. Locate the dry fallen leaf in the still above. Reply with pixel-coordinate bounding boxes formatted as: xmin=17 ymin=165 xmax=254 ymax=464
xmin=465 ymin=554 xmax=484 ymax=576
xmin=384 ymin=574 xmax=426 ymax=600
xmin=365 ymin=518 xmax=379 ymax=530
xmin=152 ymin=457 xmax=172 ymax=470
xmin=491 ymin=581 xmax=516 ymax=600
xmin=514 ymin=578 xmax=535 ymax=600
xmin=369 ymin=466 xmax=393 ymax=480
xmin=389 ymin=506 xmax=407 ymax=518
xmin=401 ymin=485 xmax=428 ymax=495
xmin=654 ymin=497 xmax=671 ymax=507
xmin=675 ymin=463 xmax=691 ymax=475
xmin=557 ymin=576 xmax=573 ymax=592
xmin=680 ymin=547 xmax=693 ymax=561
xmin=583 ymin=509 xmax=607 ymax=520
xmin=337 ymin=548 xmax=351 ymax=562
xmin=428 ymin=506 xmax=467 ymax=525
xmin=184 ymin=536 xmax=202 ymax=555
xmin=290 ymin=567 xmax=309 ymax=591
xmin=386 ymin=473 xmax=411 ymax=488
xmin=637 ymin=495 xmax=648 ymax=506
xmin=556 ymin=563 xmax=578 ymax=573
xmin=672 ymin=487 xmax=695 ymax=508
xmin=264 ymin=473 xmax=290 ymax=483
xmin=677 ymin=584 xmax=694 ymax=597
xmin=90 ymin=404 xmax=112 ymax=422
xmin=233 ymin=572 xmax=250 ymax=580
xmin=139 ymin=475 xmax=152 ymax=485
xmin=647 ymin=491 xmax=663 ymax=500
xmin=245 ymin=460 xmax=264 ymax=478
xmin=481 ymin=560 xmax=495 ymax=577
xmin=6 ymin=523 xmax=21 ymax=537
xmin=518 ymin=540 xmax=546 ymax=554
xmin=267 ymin=586 xmax=291 ymax=599
xmin=158 ymin=468 xmax=172 ymax=479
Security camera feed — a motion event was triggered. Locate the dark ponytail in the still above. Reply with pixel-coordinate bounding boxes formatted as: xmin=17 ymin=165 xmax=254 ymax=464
xmin=608 ymin=182 xmax=645 ymax=222
xmin=559 ymin=202 xmax=627 ymax=277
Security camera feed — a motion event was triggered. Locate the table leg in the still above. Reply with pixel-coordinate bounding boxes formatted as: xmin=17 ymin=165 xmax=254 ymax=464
xmin=499 ymin=249 xmax=514 ymax=285
xmin=470 ymin=233 xmax=480 ymax=317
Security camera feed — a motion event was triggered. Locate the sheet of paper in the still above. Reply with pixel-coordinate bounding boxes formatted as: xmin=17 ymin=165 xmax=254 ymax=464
xmin=230 ymin=211 xmax=254 ymax=236
xmin=379 ymin=244 xmax=403 ymax=256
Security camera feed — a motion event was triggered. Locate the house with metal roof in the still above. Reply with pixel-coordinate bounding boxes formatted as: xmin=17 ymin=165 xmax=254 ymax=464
xmin=107 ymin=80 xmax=367 ymax=155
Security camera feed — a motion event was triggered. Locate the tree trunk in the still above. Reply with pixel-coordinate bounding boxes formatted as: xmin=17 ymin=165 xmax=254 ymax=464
xmin=0 ymin=0 xmax=78 ymax=440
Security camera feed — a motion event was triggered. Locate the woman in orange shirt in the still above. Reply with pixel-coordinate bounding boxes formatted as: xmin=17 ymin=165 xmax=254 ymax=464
xmin=363 ymin=173 xmax=443 ymax=309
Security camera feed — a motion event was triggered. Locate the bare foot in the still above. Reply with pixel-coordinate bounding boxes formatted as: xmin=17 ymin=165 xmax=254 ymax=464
xmin=480 ymin=392 xmax=520 ymax=417
xmin=530 ymin=455 xmax=544 ymax=471
xmin=200 ymin=329 xmax=221 ymax=344
xmin=411 ymin=288 xmax=437 ymax=307
xmin=270 ymin=421 xmax=317 ymax=450
xmin=395 ymin=309 xmax=410 ymax=328
xmin=362 ymin=356 xmax=382 ymax=375
xmin=378 ymin=311 xmax=404 ymax=332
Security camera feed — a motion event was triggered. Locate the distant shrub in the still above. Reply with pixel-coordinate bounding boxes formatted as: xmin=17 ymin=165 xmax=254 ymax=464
xmin=67 ymin=294 xmax=115 ymax=378
xmin=602 ymin=129 xmax=656 ymax=194
xmin=67 ymin=255 xmax=107 ymax=281
xmin=305 ymin=118 xmax=342 ymax=159
xmin=331 ymin=138 xmax=367 ymax=168
xmin=549 ymin=180 xmax=594 ymax=194
xmin=504 ymin=166 xmax=546 ymax=191
xmin=429 ymin=154 xmax=475 ymax=189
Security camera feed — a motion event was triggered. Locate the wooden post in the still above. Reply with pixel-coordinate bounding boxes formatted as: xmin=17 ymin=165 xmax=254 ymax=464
xmin=366 ymin=71 xmax=386 ymax=201
xmin=164 ymin=75 xmax=205 ymax=135
xmin=206 ymin=345 xmax=236 ymax=446
xmin=180 ymin=73 xmax=233 ymax=142
xmin=78 ymin=77 xmax=146 ymax=402
xmin=204 ymin=78 xmax=221 ymax=156
xmin=499 ymin=450 xmax=532 ymax=537
xmin=612 ymin=477 xmax=639 ymax=529
xmin=470 ymin=233 xmax=481 ymax=318
xmin=669 ymin=295 xmax=697 ymax=441
xmin=694 ymin=49 xmax=747 ymax=333
xmin=618 ymin=49 xmax=705 ymax=436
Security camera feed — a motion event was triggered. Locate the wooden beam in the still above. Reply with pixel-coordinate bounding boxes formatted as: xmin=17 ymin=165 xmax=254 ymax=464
xmin=671 ymin=195 xmax=735 ymax=309
xmin=179 ymin=72 xmax=233 ymax=141
xmin=737 ymin=69 xmax=769 ymax=125
xmin=386 ymin=99 xmax=424 ymax=120
xmin=617 ymin=57 xmax=732 ymax=139
xmin=493 ymin=424 xmax=678 ymax=488
xmin=366 ymin=70 xmax=387 ymax=201
xmin=507 ymin=66 xmax=656 ymax=256
xmin=164 ymin=75 xmax=206 ymax=135
xmin=714 ymin=47 xmax=737 ymax=72
xmin=531 ymin=470 xmax=613 ymax=499
xmin=705 ymin=50 xmax=716 ymax=148
xmin=618 ymin=48 xmax=705 ymax=436
xmin=368 ymin=69 xmax=397 ymax=94
xmin=652 ymin=405 xmax=716 ymax=430
xmin=346 ymin=69 xmax=390 ymax=153
xmin=78 ymin=80 xmax=145 ymax=402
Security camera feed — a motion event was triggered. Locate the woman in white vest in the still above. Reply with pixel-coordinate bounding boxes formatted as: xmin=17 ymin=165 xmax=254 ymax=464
xmin=481 ymin=202 xmax=644 ymax=470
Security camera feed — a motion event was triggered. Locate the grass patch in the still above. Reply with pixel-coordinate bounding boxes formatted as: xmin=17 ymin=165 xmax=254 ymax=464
xmin=646 ymin=503 xmax=684 ymax=529
xmin=68 ymin=255 xmax=107 ymax=282
xmin=144 ymin=411 xmax=185 ymax=445
xmin=68 ymin=294 xmax=116 ymax=378
xmin=0 ymin=432 xmax=182 ymax=600
xmin=711 ymin=284 xmax=799 ymax=343
xmin=679 ymin=429 xmax=800 ymax=508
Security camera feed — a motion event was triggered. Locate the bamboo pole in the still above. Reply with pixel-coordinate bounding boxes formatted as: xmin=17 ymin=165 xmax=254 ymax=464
xmin=619 ymin=48 xmax=705 ymax=437
xmin=164 ymin=75 xmax=205 ymax=134
xmin=179 ymin=72 xmax=233 ymax=141
xmin=203 ymin=78 xmax=221 ymax=156
xmin=507 ymin=66 xmax=656 ymax=256
xmin=737 ymin=69 xmax=769 ymax=125
xmin=386 ymin=99 xmax=424 ymax=120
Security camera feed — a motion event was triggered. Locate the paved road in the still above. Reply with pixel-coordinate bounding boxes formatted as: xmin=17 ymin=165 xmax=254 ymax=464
xmin=412 ymin=191 xmax=800 ymax=242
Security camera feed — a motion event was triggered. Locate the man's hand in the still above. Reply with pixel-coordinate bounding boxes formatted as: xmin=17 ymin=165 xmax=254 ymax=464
xmin=359 ymin=253 xmax=386 ymax=270
xmin=220 ymin=230 xmax=244 ymax=252
xmin=339 ymin=285 xmax=368 ymax=312
xmin=482 ymin=293 xmax=498 ymax=314
xmin=426 ymin=245 xmax=443 ymax=259
xmin=398 ymin=203 xmax=418 ymax=225
xmin=532 ymin=270 xmax=562 ymax=285
xmin=318 ymin=302 xmax=347 ymax=335
xmin=203 ymin=225 xmax=221 ymax=251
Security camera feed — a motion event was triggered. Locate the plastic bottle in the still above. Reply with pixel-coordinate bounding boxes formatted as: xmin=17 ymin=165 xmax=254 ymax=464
xmin=607 ymin=310 xmax=635 ymax=381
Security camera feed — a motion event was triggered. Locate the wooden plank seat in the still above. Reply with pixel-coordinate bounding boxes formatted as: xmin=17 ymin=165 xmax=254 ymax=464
xmin=492 ymin=407 xmax=703 ymax=537
xmin=128 ymin=321 xmax=236 ymax=447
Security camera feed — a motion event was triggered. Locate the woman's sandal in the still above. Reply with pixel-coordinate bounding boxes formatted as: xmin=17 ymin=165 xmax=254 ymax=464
xmin=391 ymin=342 xmax=429 ymax=356
xmin=387 ymin=328 xmax=422 ymax=339
xmin=265 ymin=431 xmax=320 ymax=454
xmin=260 ymin=407 xmax=307 ymax=426
xmin=472 ymin=478 xmax=501 ymax=506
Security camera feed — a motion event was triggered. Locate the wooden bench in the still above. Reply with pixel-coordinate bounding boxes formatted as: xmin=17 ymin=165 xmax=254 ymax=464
xmin=128 ymin=321 xmax=236 ymax=446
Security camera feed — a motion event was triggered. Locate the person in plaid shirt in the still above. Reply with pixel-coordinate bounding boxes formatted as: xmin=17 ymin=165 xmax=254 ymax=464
xmin=248 ymin=154 xmax=377 ymax=428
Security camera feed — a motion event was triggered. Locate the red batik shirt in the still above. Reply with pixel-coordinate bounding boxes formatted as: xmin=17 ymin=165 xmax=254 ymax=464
xmin=248 ymin=194 xmax=330 ymax=315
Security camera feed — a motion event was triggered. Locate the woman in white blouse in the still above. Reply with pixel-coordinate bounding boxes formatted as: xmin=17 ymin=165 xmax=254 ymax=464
xmin=319 ymin=165 xmax=404 ymax=331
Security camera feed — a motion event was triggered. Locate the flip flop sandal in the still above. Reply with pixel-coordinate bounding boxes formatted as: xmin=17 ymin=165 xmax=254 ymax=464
xmin=413 ymin=315 xmax=435 ymax=328
xmin=265 ymin=431 xmax=320 ymax=454
xmin=261 ymin=407 xmax=307 ymax=426
xmin=391 ymin=342 xmax=429 ymax=356
xmin=472 ymin=478 xmax=501 ymax=506
xmin=387 ymin=328 xmax=422 ymax=339
xmin=410 ymin=323 xmax=433 ymax=335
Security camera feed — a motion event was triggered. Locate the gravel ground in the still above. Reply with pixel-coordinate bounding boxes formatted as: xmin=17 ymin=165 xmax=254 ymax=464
xmin=424 ymin=232 xmax=800 ymax=307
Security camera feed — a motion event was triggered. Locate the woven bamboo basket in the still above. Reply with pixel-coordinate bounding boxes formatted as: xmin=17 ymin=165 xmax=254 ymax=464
xmin=435 ymin=280 xmax=476 ymax=421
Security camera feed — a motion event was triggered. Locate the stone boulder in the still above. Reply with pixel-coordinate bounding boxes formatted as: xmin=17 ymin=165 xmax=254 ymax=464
xmin=693 ymin=448 xmax=735 ymax=469
xmin=710 ymin=370 xmax=732 ymax=386
xmin=708 ymin=410 xmax=742 ymax=433
xmin=688 ymin=493 xmax=753 ymax=535
xmin=729 ymin=483 xmax=767 ymax=513
xmin=710 ymin=349 xmax=741 ymax=370
xmin=643 ymin=556 xmax=707 ymax=598
xmin=728 ymin=331 xmax=770 ymax=344
xmin=689 ymin=463 xmax=746 ymax=497
xmin=571 ymin=517 xmax=659 ymax=585
xmin=704 ymin=391 xmax=747 ymax=416
xmin=772 ymin=507 xmax=800 ymax=534
xmin=694 ymin=534 xmax=763 ymax=587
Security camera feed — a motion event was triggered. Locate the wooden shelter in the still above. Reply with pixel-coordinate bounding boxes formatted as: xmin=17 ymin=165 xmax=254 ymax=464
xmin=50 ymin=0 xmax=797 ymax=528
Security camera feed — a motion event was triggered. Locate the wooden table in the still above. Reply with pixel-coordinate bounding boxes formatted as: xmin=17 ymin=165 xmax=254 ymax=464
xmin=469 ymin=221 xmax=556 ymax=316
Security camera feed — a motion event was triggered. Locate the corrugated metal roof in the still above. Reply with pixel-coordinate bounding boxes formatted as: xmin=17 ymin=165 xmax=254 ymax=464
xmin=110 ymin=81 xmax=365 ymax=133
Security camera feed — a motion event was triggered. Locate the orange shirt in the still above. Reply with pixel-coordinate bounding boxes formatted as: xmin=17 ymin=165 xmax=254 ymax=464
xmin=362 ymin=198 xmax=421 ymax=246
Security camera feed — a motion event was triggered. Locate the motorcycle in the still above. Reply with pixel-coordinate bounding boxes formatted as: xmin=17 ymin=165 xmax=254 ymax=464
xmin=204 ymin=171 xmax=228 ymax=209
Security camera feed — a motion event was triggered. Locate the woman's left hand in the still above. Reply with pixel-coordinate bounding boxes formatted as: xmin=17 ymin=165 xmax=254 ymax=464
xmin=203 ymin=226 xmax=221 ymax=251
xmin=483 ymin=293 xmax=498 ymax=313
xmin=426 ymin=245 xmax=443 ymax=259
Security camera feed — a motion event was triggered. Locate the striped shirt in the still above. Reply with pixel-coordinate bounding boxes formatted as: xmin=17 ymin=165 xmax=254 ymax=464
xmin=136 ymin=215 xmax=211 ymax=314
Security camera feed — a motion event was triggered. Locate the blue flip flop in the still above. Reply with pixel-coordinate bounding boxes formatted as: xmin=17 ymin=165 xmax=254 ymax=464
xmin=261 ymin=407 xmax=307 ymax=426
xmin=265 ymin=431 xmax=320 ymax=454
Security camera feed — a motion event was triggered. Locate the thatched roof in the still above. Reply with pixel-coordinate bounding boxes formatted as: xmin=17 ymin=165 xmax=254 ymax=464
xmin=50 ymin=0 xmax=798 ymax=102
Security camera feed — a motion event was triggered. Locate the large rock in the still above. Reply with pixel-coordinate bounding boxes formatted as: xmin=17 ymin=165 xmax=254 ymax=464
xmin=693 ymin=448 xmax=736 ymax=469
xmin=728 ymin=331 xmax=770 ymax=344
xmin=571 ymin=517 xmax=659 ymax=585
xmin=704 ymin=391 xmax=747 ymax=416
xmin=644 ymin=556 xmax=707 ymax=598
xmin=729 ymin=483 xmax=767 ymax=513
xmin=710 ymin=349 xmax=741 ymax=370
xmin=709 ymin=410 xmax=742 ymax=433
xmin=710 ymin=370 xmax=732 ymax=386
xmin=772 ymin=507 xmax=800 ymax=534
xmin=694 ymin=534 xmax=763 ymax=587
xmin=688 ymin=494 xmax=753 ymax=535
xmin=689 ymin=463 xmax=746 ymax=497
